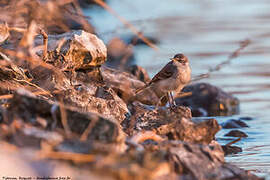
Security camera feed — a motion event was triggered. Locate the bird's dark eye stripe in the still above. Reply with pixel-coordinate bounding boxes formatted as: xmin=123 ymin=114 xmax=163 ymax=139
xmin=179 ymin=59 xmax=185 ymax=62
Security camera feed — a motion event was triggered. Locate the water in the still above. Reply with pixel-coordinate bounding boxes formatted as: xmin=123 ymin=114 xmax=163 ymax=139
xmin=85 ymin=0 xmax=270 ymax=177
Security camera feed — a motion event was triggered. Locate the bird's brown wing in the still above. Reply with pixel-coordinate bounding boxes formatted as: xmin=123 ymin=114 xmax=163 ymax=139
xmin=149 ymin=61 xmax=174 ymax=85
xmin=135 ymin=61 xmax=175 ymax=94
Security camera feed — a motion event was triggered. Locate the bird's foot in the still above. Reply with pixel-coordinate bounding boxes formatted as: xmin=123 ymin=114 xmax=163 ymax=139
xmin=169 ymin=104 xmax=177 ymax=110
xmin=169 ymin=100 xmax=179 ymax=112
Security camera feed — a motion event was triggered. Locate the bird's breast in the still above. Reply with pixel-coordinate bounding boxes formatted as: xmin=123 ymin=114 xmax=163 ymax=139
xmin=176 ymin=64 xmax=191 ymax=84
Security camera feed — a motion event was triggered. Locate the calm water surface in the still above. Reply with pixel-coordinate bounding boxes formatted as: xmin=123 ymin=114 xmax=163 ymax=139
xmin=85 ymin=0 xmax=270 ymax=178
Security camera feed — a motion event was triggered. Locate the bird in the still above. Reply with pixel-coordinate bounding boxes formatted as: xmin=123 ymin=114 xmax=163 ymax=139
xmin=136 ymin=53 xmax=191 ymax=108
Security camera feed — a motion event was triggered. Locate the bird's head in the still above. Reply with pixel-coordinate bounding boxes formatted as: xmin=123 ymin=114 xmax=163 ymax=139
xmin=170 ymin=53 xmax=188 ymax=64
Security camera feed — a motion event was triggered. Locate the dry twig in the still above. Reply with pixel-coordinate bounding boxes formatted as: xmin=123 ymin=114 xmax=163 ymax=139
xmin=80 ymin=115 xmax=99 ymax=141
xmin=39 ymin=151 xmax=96 ymax=163
xmin=59 ymin=98 xmax=72 ymax=138
xmin=192 ymin=39 xmax=250 ymax=82
xmin=174 ymin=92 xmax=192 ymax=99
xmin=38 ymin=142 xmax=96 ymax=163
xmin=225 ymin=137 xmax=241 ymax=146
xmin=93 ymin=0 xmax=159 ymax=51
xmin=13 ymin=79 xmax=52 ymax=97
xmin=39 ymin=28 xmax=48 ymax=60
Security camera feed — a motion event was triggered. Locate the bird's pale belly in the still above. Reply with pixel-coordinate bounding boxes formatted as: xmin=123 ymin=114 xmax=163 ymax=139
xmin=151 ymin=77 xmax=181 ymax=97
xmin=160 ymin=78 xmax=180 ymax=91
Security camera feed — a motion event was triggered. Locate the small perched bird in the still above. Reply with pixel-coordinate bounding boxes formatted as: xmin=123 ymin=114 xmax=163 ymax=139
xmin=136 ymin=53 xmax=191 ymax=107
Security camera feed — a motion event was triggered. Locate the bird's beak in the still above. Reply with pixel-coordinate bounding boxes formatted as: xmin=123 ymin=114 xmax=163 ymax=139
xmin=170 ymin=58 xmax=176 ymax=61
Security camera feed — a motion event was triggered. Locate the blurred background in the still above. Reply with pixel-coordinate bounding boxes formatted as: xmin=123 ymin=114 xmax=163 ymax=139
xmin=85 ymin=0 xmax=270 ymax=177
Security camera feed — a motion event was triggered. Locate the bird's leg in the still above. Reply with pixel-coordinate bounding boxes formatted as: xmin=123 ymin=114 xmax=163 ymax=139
xmin=167 ymin=92 xmax=173 ymax=109
xmin=169 ymin=91 xmax=177 ymax=107
xmin=154 ymin=94 xmax=165 ymax=111
xmin=168 ymin=91 xmax=177 ymax=110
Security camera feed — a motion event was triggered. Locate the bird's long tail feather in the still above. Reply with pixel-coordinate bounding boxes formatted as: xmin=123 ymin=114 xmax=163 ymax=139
xmin=135 ymin=84 xmax=149 ymax=94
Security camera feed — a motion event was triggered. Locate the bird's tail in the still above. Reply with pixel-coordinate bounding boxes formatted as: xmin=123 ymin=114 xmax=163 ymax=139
xmin=135 ymin=84 xmax=149 ymax=94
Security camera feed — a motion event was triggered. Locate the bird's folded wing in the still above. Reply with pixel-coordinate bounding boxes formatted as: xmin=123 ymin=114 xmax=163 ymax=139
xmin=135 ymin=61 xmax=174 ymax=94
xmin=149 ymin=61 xmax=174 ymax=84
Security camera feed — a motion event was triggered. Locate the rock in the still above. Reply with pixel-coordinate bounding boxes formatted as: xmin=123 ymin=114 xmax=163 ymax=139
xmin=101 ymin=66 xmax=147 ymax=103
xmin=43 ymin=1 xmax=95 ymax=34
xmin=34 ymin=30 xmax=107 ymax=70
xmin=125 ymin=34 xmax=160 ymax=46
xmin=120 ymin=140 xmax=258 ymax=180
xmin=46 ymin=13 xmax=95 ymax=34
xmin=27 ymin=30 xmax=108 ymax=91
xmin=54 ymin=138 xmax=124 ymax=154
xmin=131 ymin=86 xmax=161 ymax=105
xmin=94 ymin=150 xmax=173 ymax=180
xmin=7 ymin=89 xmax=125 ymax=145
xmin=166 ymin=141 xmax=260 ymax=179
xmin=175 ymin=83 xmax=240 ymax=117
xmin=29 ymin=65 xmax=69 ymax=92
xmin=2 ymin=89 xmax=259 ymax=179
xmin=122 ymin=102 xmax=220 ymax=144
xmin=0 ymin=1 xmax=95 ymax=35
xmin=221 ymin=119 xmax=249 ymax=129
xmin=106 ymin=37 xmax=134 ymax=69
xmin=189 ymin=107 xmax=208 ymax=117
xmin=222 ymin=145 xmax=242 ymax=155
xmin=0 ymin=135 xmax=260 ymax=180
xmin=1 ymin=59 xmax=129 ymax=125
xmin=225 ymin=130 xmax=248 ymax=137
xmin=239 ymin=116 xmax=253 ymax=121
xmin=0 ymin=108 xmax=4 ymax=123
xmin=127 ymin=65 xmax=151 ymax=83
xmin=63 ymin=84 xmax=130 ymax=123
xmin=4 ymin=122 xmax=64 ymax=148
xmin=92 ymin=140 xmax=223 ymax=180
xmin=78 ymin=0 xmax=107 ymax=8
xmin=0 ymin=66 xmax=15 ymax=80
xmin=62 ymin=69 xmax=135 ymax=123
xmin=55 ymin=139 xmax=93 ymax=154
xmin=166 ymin=141 xmax=224 ymax=178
